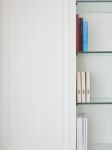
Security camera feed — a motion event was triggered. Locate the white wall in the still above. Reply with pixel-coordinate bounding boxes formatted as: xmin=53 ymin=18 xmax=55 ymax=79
xmin=0 ymin=0 xmax=2 ymax=149
xmin=1 ymin=0 xmax=76 ymax=150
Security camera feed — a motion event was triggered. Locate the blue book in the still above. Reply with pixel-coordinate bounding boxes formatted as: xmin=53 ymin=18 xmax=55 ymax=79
xmin=83 ymin=21 xmax=88 ymax=52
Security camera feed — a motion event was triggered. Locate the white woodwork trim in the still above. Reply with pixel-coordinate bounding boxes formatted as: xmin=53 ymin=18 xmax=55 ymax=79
xmin=62 ymin=0 xmax=76 ymax=149
xmin=2 ymin=0 xmax=10 ymax=149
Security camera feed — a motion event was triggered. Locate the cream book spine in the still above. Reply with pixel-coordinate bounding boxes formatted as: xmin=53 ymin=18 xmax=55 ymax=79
xmin=77 ymin=72 xmax=81 ymax=103
xmin=86 ymin=72 xmax=90 ymax=103
xmin=81 ymin=72 xmax=86 ymax=103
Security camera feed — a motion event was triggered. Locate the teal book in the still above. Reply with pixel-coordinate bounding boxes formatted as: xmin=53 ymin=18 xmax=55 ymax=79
xmin=83 ymin=20 xmax=88 ymax=52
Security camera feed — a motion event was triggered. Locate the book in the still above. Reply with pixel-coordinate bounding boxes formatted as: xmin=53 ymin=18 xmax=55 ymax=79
xmin=83 ymin=20 xmax=88 ymax=52
xmin=77 ymin=117 xmax=83 ymax=150
xmin=77 ymin=114 xmax=88 ymax=150
xmin=85 ymin=118 xmax=88 ymax=150
xmin=86 ymin=72 xmax=90 ymax=103
xmin=76 ymin=14 xmax=79 ymax=53
xmin=83 ymin=117 xmax=88 ymax=150
xmin=79 ymin=13 xmax=112 ymax=52
xmin=81 ymin=72 xmax=86 ymax=103
xmin=77 ymin=72 xmax=81 ymax=103
xmin=80 ymin=18 xmax=83 ymax=52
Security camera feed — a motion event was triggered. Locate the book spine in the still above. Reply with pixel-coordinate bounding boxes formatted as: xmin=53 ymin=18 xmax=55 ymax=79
xmin=77 ymin=114 xmax=88 ymax=150
xmin=76 ymin=14 xmax=79 ymax=53
xmin=81 ymin=72 xmax=86 ymax=103
xmin=83 ymin=117 xmax=88 ymax=150
xmin=77 ymin=72 xmax=81 ymax=103
xmin=85 ymin=118 xmax=88 ymax=150
xmin=86 ymin=72 xmax=90 ymax=103
xmin=83 ymin=21 xmax=88 ymax=52
xmin=77 ymin=117 xmax=83 ymax=150
xmin=80 ymin=18 xmax=83 ymax=52
xmin=83 ymin=117 xmax=86 ymax=149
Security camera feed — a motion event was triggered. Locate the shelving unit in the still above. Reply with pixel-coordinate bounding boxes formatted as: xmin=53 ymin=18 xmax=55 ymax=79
xmin=78 ymin=51 xmax=112 ymax=53
xmin=76 ymin=0 xmax=112 ymax=149
xmin=77 ymin=103 xmax=112 ymax=105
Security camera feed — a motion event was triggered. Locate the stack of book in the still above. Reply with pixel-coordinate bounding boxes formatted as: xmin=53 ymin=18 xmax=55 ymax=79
xmin=76 ymin=14 xmax=88 ymax=53
xmin=76 ymin=72 xmax=90 ymax=104
xmin=77 ymin=113 xmax=88 ymax=150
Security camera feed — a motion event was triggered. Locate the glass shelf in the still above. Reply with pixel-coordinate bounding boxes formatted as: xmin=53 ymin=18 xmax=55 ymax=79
xmin=77 ymin=102 xmax=112 ymax=105
xmin=77 ymin=1 xmax=112 ymax=3
xmin=88 ymin=143 xmax=112 ymax=150
xmin=77 ymin=97 xmax=112 ymax=105
xmin=77 ymin=51 xmax=112 ymax=54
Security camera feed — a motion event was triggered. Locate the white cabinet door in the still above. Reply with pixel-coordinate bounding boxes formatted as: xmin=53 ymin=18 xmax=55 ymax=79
xmin=1 ymin=0 xmax=76 ymax=150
